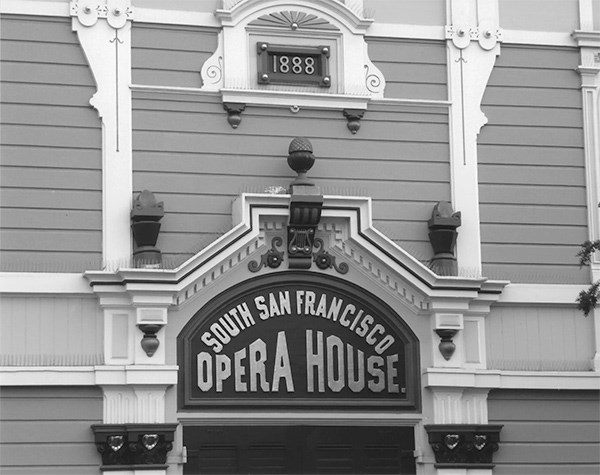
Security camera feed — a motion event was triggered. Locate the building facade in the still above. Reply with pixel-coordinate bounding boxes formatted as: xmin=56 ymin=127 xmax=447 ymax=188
xmin=1 ymin=0 xmax=600 ymax=474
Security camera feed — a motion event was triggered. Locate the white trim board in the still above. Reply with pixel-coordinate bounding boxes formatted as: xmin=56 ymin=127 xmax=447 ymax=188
xmin=0 ymin=2 xmax=580 ymax=46
xmin=0 ymin=272 xmax=92 ymax=294
xmin=2 ymin=366 xmax=598 ymax=390
xmin=0 ymin=365 xmax=178 ymax=386
xmin=424 ymin=367 xmax=600 ymax=390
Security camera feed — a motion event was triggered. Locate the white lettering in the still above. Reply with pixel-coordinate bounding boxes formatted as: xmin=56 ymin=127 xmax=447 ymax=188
xmin=215 ymin=354 xmax=231 ymax=392
xmin=347 ymin=344 xmax=365 ymax=392
xmin=366 ymin=323 xmax=385 ymax=345
xmin=234 ymin=348 xmax=247 ymax=392
xmin=305 ymin=291 xmax=316 ymax=315
xmin=367 ymin=356 xmax=385 ymax=392
xmin=326 ymin=297 xmax=343 ymax=321
xmin=249 ymin=338 xmax=269 ymax=392
xmin=254 ymin=295 xmax=269 ymax=320
xmin=386 ymin=354 xmax=399 ymax=393
xmin=326 ymin=335 xmax=344 ymax=392
xmin=272 ymin=331 xmax=294 ymax=392
xmin=197 ymin=352 xmax=213 ymax=391
xmin=375 ymin=335 xmax=395 ymax=355
xmin=306 ymin=330 xmax=325 ymax=392
xmin=315 ymin=294 xmax=328 ymax=318
xmin=210 ymin=322 xmax=231 ymax=345
xmin=339 ymin=304 xmax=355 ymax=327
xmin=201 ymin=332 xmax=222 ymax=353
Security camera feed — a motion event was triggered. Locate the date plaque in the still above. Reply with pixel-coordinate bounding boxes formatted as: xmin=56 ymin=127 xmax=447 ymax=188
xmin=257 ymin=42 xmax=330 ymax=87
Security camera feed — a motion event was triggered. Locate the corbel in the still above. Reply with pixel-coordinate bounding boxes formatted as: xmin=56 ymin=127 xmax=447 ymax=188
xmin=286 ymin=137 xmax=323 ymax=269
xmin=223 ymin=102 xmax=246 ymax=129
xmin=424 ymin=424 xmax=503 ymax=468
xmin=343 ymin=109 xmax=365 ymax=134
xmin=136 ymin=307 xmax=167 ymax=359
xmin=91 ymin=423 xmax=177 ymax=470
xmin=434 ymin=329 xmax=459 ymax=361
xmin=434 ymin=313 xmax=463 ymax=362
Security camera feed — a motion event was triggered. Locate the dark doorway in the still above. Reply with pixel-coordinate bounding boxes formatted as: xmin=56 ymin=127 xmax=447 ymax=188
xmin=183 ymin=425 xmax=416 ymax=474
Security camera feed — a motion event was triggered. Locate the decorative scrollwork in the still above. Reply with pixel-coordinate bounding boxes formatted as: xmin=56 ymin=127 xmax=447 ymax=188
xmin=205 ymin=56 xmax=223 ymax=84
xmin=312 ymin=238 xmax=349 ymax=274
xmin=364 ymin=64 xmax=382 ymax=93
xmin=248 ymin=237 xmax=284 ymax=272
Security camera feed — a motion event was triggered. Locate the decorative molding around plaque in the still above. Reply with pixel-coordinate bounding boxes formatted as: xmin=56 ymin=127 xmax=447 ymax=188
xmin=250 ymin=11 xmax=339 ymax=31
xmin=201 ymin=0 xmax=385 ymax=110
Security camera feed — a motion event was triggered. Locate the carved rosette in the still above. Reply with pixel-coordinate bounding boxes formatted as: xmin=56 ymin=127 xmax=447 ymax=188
xmin=70 ymin=0 xmax=133 ymax=29
xmin=446 ymin=23 xmax=503 ymax=50
xmin=425 ymin=424 xmax=502 ymax=468
xmin=92 ymin=424 xmax=177 ymax=470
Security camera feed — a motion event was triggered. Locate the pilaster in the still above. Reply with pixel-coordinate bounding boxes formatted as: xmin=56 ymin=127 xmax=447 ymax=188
xmin=88 ymin=281 xmax=177 ymax=473
xmin=446 ymin=0 xmax=502 ymax=277
xmin=71 ymin=0 xmax=133 ymax=270
xmin=573 ymin=20 xmax=600 ymax=370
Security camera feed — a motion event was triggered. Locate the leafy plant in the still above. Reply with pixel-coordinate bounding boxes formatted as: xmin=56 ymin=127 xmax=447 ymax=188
xmin=576 ymin=240 xmax=600 ymax=317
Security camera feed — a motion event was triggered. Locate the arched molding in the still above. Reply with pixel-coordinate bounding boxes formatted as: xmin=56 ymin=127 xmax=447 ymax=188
xmin=215 ymin=0 xmax=372 ymax=33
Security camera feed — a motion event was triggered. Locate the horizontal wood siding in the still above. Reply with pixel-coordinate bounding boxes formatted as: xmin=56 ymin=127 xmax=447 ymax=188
xmin=488 ymin=389 xmax=600 ymax=474
xmin=485 ymin=305 xmax=594 ymax=371
xmin=0 ymin=15 xmax=102 ymax=272
xmin=367 ymin=38 xmax=447 ymax=101
xmin=0 ymin=296 xmax=103 ymax=366
xmin=478 ymin=45 xmax=588 ymax=284
xmin=132 ymin=23 xmax=218 ymax=88
xmin=133 ymin=90 xmax=450 ymax=267
xmin=0 ymin=387 xmax=102 ymax=474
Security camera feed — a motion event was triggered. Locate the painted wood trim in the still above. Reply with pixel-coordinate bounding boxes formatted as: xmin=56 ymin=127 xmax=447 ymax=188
xmin=496 ymin=283 xmax=585 ymax=304
xmin=2 ymin=366 xmax=596 ymax=390
xmin=424 ymin=368 xmax=600 ymax=390
xmin=445 ymin=0 xmax=502 ymax=277
xmin=0 ymin=365 xmax=178 ymax=386
xmin=0 ymin=1 xmax=584 ymax=46
xmin=0 ymin=272 xmax=92 ymax=293
xmin=70 ymin=2 xmax=133 ymax=270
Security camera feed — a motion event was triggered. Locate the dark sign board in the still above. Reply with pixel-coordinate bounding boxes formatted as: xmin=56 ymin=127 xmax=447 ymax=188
xmin=178 ymin=272 xmax=420 ymax=410
xmin=257 ymin=42 xmax=331 ymax=87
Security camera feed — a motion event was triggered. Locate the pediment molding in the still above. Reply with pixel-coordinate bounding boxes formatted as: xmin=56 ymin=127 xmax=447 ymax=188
xmin=85 ymin=194 xmax=507 ymax=318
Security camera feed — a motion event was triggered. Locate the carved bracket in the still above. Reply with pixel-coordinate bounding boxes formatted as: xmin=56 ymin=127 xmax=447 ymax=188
xmin=343 ymin=109 xmax=365 ymax=134
xmin=425 ymin=424 xmax=503 ymax=468
xmin=434 ymin=328 xmax=458 ymax=361
xmin=249 ymin=236 xmax=284 ymax=272
xmin=92 ymin=423 xmax=177 ymax=470
xmin=138 ymin=324 xmax=162 ymax=357
xmin=288 ymin=195 xmax=323 ymax=269
xmin=313 ymin=238 xmax=348 ymax=274
xmin=223 ymin=102 xmax=246 ymax=129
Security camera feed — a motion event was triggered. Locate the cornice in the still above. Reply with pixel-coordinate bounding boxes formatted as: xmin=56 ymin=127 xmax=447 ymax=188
xmin=572 ymin=29 xmax=600 ymax=47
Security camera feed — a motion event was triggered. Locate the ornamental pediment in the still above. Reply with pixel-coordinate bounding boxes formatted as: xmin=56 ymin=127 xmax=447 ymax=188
xmin=201 ymin=0 xmax=386 ymax=110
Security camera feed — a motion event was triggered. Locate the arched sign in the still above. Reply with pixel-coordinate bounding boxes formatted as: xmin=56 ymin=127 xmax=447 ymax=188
xmin=178 ymin=272 xmax=420 ymax=410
